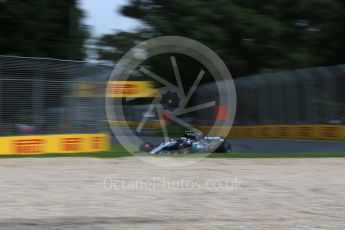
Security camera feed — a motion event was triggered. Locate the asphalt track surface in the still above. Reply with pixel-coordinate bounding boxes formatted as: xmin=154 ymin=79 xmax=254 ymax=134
xmin=114 ymin=135 xmax=345 ymax=153
xmin=230 ymin=139 xmax=345 ymax=153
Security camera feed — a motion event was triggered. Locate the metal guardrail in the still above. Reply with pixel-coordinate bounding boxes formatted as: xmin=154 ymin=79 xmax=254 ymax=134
xmin=0 ymin=55 xmax=112 ymax=136
xmin=196 ymin=65 xmax=345 ymax=125
xmin=0 ymin=55 xmax=344 ymax=137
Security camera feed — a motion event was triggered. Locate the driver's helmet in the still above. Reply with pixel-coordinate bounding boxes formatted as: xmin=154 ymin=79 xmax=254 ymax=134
xmin=183 ymin=133 xmax=197 ymax=141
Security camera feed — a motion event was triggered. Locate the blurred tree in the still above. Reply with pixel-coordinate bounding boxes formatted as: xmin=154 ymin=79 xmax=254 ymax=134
xmin=0 ymin=0 xmax=89 ymax=60
xmin=97 ymin=31 xmax=143 ymax=61
xmin=98 ymin=0 xmax=345 ymax=78
xmin=315 ymin=0 xmax=345 ymax=65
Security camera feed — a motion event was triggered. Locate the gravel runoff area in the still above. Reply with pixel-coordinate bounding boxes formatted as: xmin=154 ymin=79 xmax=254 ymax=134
xmin=1 ymin=157 xmax=345 ymax=229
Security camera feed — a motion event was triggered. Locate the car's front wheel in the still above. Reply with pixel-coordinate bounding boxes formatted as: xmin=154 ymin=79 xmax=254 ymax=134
xmin=178 ymin=147 xmax=190 ymax=154
xmin=139 ymin=142 xmax=154 ymax=153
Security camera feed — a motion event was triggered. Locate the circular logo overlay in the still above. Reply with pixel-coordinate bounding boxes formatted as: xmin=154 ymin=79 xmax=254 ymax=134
xmin=106 ymin=36 xmax=236 ymax=167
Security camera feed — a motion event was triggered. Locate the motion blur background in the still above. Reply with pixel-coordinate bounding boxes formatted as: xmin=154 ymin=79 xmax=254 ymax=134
xmin=0 ymin=0 xmax=344 ymax=139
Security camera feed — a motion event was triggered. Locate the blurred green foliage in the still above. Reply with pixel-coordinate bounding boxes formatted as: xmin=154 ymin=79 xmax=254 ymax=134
xmin=98 ymin=0 xmax=345 ymax=78
xmin=0 ymin=0 xmax=89 ymax=60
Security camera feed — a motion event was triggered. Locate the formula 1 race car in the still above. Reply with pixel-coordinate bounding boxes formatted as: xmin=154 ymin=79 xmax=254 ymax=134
xmin=139 ymin=132 xmax=232 ymax=154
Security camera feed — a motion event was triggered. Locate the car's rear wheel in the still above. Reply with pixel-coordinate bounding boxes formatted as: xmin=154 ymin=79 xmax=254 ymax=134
xmin=216 ymin=140 xmax=232 ymax=153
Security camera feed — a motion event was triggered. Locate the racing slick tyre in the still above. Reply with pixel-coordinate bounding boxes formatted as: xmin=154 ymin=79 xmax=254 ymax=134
xmin=139 ymin=142 xmax=155 ymax=153
xmin=178 ymin=147 xmax=191 ymax=154
xmin=177 ymin=142 xmax=191 ymax=154
xmin=216 ymin=140 xmax=232 ymax=153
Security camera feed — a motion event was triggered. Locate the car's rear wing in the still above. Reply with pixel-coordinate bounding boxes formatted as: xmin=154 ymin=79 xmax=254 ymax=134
xmin=204 ymin=136 xmax=224 ymax=141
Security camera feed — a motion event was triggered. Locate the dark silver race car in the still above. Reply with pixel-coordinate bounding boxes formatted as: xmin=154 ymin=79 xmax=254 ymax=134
xmin=139 ymin=132 xmax=232 ymax=154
